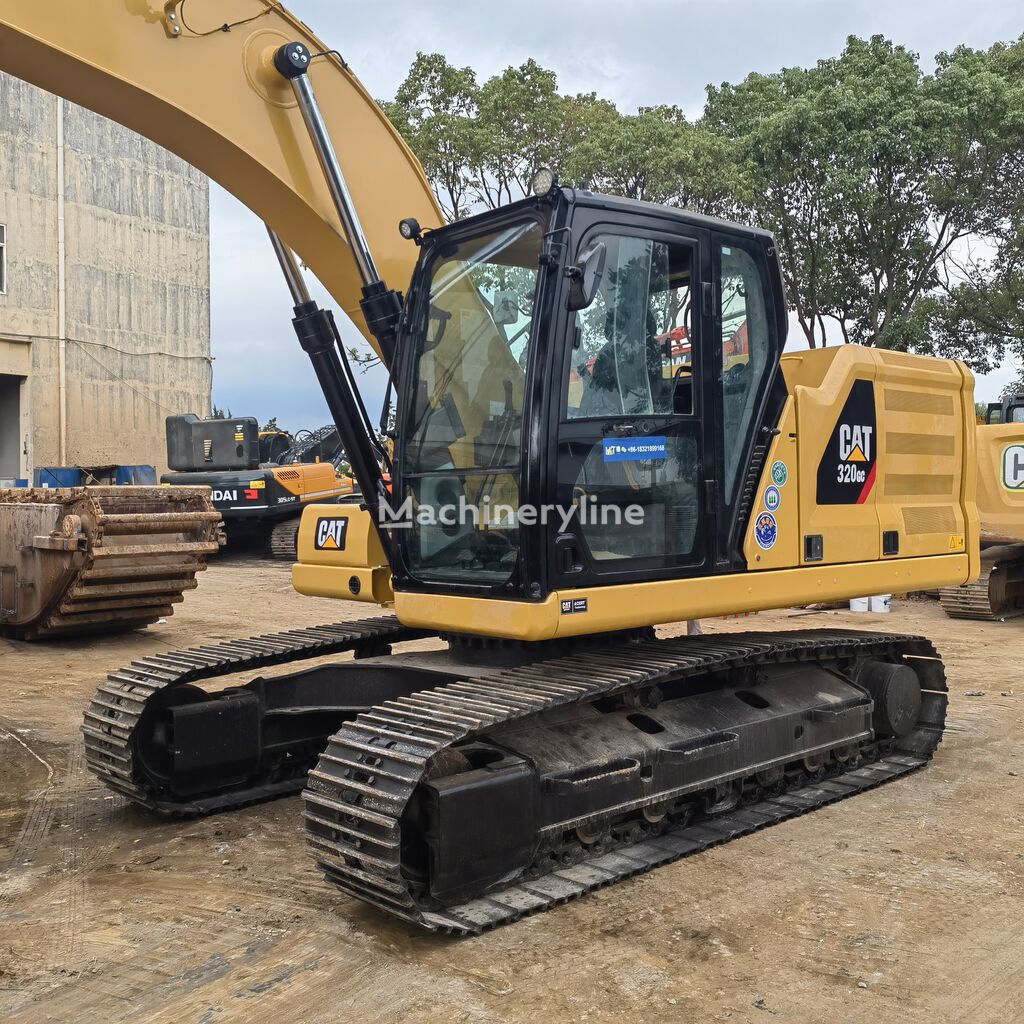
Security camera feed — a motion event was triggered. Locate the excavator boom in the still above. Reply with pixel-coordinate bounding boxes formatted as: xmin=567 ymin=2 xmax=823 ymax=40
xmin=0 ymin=0 xmax=442 ymax=353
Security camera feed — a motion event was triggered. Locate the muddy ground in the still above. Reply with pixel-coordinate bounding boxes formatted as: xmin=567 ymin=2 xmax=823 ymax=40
xmin=1 ymin=556 xmax=1021 ymax=1023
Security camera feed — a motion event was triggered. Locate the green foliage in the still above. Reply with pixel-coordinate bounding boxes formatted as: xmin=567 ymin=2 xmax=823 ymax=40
xmin=384 ymin=56 xmax=731 ymax=219
xmin=382 ymin=52 xmax=480 ymax=221
xmin=474 ymin=59 xmax=562 ymax=208
xmin=924 ymin=37 xmax=1024 ymax=373
xmin=705 ymin=35 xmax=1022 ymax=365
xmin=384 ymin=35 xmax=1024 ymax=374
xmin=210 ymin=404 xmax=232 ymax=419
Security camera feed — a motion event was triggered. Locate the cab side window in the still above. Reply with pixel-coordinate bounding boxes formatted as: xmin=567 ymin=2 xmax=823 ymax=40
xmin=566 ymin=235 xmax=695 ymax=419
xmin=719 ymin=244 xmax=771 ymax=502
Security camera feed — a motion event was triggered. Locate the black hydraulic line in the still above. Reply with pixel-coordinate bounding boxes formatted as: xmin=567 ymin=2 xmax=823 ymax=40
xmin=265 ymin=226 xmax=391 ymax=550
xmin=322 ymin=309 xmax=391 ymax=472
xmin=289 ymin=299 xmax=393 ymax=560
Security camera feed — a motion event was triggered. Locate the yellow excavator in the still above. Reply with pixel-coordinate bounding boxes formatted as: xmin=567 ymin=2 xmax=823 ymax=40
xmin=1 ymin=2 xmax=980 ymax=933
xmin=940 ymin=394 xmax=1024 ymax=619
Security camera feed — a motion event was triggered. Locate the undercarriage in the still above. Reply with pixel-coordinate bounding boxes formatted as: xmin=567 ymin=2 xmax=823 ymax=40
xmin=84 ymin=617 xmax=946 ymax=933
xmin=940 ymin=543 xmax=1024 ymax=621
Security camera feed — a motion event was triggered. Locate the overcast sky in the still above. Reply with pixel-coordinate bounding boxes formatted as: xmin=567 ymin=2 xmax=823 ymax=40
xmin=209 ymin=0 xmax=1023 ymax=430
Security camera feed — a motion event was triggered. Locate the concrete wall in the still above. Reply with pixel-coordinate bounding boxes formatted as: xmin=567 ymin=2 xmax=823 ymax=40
xmin=0 ymin=72 xmax=211 ymax=477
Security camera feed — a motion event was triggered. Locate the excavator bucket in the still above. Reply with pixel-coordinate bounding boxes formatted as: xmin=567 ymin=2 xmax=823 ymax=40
xmin=0 ymin=486 xmax=222 ymax=640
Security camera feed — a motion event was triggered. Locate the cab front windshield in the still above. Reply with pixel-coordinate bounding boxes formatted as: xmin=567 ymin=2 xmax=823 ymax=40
xmin=400 ymin=217 xmax=545 ymax=584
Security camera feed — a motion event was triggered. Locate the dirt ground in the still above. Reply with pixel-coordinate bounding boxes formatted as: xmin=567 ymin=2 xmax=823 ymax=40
xmin=1 ymin=556 xmax=1021 ymax=1024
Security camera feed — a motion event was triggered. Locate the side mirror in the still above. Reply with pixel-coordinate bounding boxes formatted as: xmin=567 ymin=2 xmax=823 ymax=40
xmin=566 ymin=241 xmax=607 ymax=312
xmin=492 ymin=290 xmax=519 ymax=326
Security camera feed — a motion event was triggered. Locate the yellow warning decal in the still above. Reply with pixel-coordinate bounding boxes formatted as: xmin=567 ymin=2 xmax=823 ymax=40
xmin=948 ymin=535 xmax=964 ymax=550
xmin=248 ymin=479 xmax=266 ymax=489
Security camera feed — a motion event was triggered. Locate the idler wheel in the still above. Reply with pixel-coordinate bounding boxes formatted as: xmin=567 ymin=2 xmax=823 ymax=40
xmin=858 ymin=661 xmax=922 ymax=738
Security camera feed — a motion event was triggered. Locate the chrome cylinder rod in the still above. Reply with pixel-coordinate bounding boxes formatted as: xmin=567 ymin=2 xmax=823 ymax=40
xmin=274 ymin=43 xmax=381 ymax=289
xmin=266 ymin=226 xmax=312 ymax=307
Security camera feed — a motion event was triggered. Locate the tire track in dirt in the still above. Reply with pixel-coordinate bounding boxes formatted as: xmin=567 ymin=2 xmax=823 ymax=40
xmin=922 ymin=899 xmax=1024 ymax=1024
xmin=51 ymin=741 xmax=88 ymax=964
xmin=1 ymin=721 xmax=57 ymax=870
xmin=4 ymin=870 xmax=473 ymax=1024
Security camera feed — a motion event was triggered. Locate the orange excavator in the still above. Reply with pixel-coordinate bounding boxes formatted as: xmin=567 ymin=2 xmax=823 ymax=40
xmin=161 ymin=415 xmax=355 ymax=559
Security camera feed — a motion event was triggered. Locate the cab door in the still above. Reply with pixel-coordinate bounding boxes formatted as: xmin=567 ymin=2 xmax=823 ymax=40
xmin=547 ymin=216 xmax=714 ymax=587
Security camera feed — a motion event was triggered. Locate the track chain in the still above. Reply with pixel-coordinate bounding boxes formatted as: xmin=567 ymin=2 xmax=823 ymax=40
xmin=82 ymin=615 xmax=428 ymax=813
xmin=268 ymin=519 xmax=301 ymax=562
xmin=303 ymin=629 xmax=947 ymax=933
xmin=939 ymin=569 xmax=999 ymax=620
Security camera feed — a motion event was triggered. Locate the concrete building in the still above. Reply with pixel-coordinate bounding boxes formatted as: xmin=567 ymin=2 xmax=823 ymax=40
xmin=0 ymin=72 xmax=211 ymax=482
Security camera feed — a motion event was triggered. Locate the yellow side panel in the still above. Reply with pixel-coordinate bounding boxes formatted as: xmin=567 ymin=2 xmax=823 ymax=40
xmin=746 ymin=346 xmax=978 ymax=569
xmin=292 ymin=504 xmax=392 ymax=604
xmin=742 ymin=396 xmax=798 ymax=569
xmin=792 ymin=347 xmax=880 ymax=564
xmin=975 ymin=422 xmax=1024 ymax=543
xmin=272 ymin=462 xmax=349 ymax=499
xmin=394 ymin=553 xmax=972 ymax=641
xmin=873 ymin=351 xmax=971 ymax=560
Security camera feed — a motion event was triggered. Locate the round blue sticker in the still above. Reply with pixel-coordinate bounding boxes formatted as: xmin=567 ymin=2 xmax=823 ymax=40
xmin=764 ymin=485 xmax=781 ymax=511
xmin=771 ymin=461 xmax=788 ymax=487
xmin=754 ymin=510 xmax=778 ymax=550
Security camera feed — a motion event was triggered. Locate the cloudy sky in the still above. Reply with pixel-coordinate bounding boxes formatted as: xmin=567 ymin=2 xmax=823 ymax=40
xmin=209 ymin=0 xmax=1023 ymax=430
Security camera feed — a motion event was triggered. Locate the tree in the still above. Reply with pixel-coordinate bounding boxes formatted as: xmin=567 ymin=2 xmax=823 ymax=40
xmin=211 ymin=404 xmax=233 ymax=419
xmin=385 ymin=59 xmax=743 ymax=223
xmin=924 ymin=37 xmax=1024 ymax=373
xmin=705 ymin=35 xmax=1020 ymax=365
xmin=382 ymin=40 xmax=1023 ymax=376
xmin=563 ymin=103 xmax=742 ymax=217
xmin=382 ymin=53 xmax=480 ymax=221
xmin=472 ymin=60 xmax=562 ymax=209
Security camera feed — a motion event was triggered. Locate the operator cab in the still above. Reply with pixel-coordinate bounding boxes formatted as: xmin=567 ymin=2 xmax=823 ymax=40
xmin=986 ymin=395 xmax=1024 ymax=424
xmin=392 ymin=187 xmax=788 ymax=602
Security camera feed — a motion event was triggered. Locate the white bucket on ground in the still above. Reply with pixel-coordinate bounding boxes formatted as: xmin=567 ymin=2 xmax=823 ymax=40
xmin=869 ymin=594 xmax=891 ymax=613
xmin=849 ymin=597 xmax=870 ymax=612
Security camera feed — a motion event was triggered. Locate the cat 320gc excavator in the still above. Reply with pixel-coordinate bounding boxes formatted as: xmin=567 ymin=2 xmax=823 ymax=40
xmin=1 ymin=2 xmax=979 ymax=933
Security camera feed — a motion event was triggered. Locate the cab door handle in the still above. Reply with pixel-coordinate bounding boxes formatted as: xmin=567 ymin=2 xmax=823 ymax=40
xmin=702 ymin=281 xmax=716 ymax=317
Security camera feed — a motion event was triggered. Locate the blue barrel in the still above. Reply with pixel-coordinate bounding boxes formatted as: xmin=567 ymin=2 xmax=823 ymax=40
xmin=114 ymin=465 xmax=157 ymax=485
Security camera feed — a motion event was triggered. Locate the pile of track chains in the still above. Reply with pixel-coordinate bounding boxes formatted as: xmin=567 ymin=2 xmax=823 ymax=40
xmin=303 ymin=629 xmax=947 ymax=933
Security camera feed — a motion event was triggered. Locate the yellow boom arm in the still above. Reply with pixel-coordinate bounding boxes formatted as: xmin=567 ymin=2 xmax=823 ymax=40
xmin=0 ymin=0 xmax=443 ymax=353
